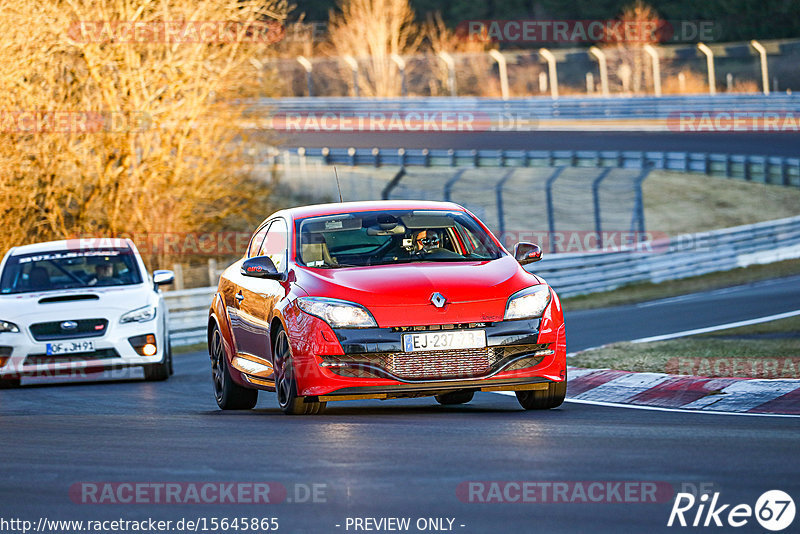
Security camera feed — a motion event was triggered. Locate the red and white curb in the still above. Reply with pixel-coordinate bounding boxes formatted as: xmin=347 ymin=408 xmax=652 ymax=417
xmin=566 ymin=367 xmax=800 ymax=415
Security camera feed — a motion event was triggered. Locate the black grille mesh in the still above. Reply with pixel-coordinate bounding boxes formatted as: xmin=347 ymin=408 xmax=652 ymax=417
xmin=322 ymin=343 xmax=548 ymax=380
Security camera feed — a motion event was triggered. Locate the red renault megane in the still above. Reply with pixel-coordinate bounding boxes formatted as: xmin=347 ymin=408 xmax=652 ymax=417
xmin=208 ymin=200 xmax=566 ymax=414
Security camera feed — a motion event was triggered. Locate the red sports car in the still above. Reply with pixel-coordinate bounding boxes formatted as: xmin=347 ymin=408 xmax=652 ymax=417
xmin=207 ymin=200 xmax=566 ymax=414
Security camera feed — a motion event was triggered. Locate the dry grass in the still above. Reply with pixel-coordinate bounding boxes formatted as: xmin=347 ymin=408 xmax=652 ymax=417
xmin=570 ymin=338 xmax=800 ymax=378
xmin=570 ymin=316 xmax=800 ymax=378
xmin=643 ymin=171 xmax=800 ymax=236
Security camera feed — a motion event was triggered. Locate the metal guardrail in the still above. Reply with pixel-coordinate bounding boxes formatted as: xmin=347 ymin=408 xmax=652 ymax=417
xmin=164 ymin=215 xmax=800 ymax=346
xmin=289 ymin=147 xmax=800 ymax=186
xmin=257 ymin=94 xmax=800 ymax=120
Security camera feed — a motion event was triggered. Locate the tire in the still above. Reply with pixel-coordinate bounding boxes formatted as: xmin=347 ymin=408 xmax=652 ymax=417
xmin=143 ymin=343 xmax=170 ymax=382
xmin=435 ymin=390 xmax=474 ymax=405
xmin=210 ymin=324 xmax=258 ymax=410
xmin=516 ymin=380 xmax=567 ymax=410
xmin=0 ymin=377 xmax=21 ymax=389
xmin=274 ymin=329 xmax=326 ymax=415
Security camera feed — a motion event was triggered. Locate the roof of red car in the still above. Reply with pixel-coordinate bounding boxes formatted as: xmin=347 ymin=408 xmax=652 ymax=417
xmin=276 ymin=200 xmax=467 ymax=221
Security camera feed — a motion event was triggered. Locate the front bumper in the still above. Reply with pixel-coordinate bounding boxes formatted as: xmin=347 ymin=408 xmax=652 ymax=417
xmin=0 ymin=318 xmax=166 ymax=381
xmin=264 ymin=305 xmax=567 ymax=399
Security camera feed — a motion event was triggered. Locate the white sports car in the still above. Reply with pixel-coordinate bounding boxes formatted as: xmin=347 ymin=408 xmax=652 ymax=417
xmin=0 ymin=239 xmax=174 ymax=387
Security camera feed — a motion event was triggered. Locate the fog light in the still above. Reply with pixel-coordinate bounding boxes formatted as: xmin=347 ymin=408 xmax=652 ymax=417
xmin=128 ymin=334 xmax=157 ymax=356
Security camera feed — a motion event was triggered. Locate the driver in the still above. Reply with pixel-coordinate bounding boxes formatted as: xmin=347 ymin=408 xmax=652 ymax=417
xmin=90 ymin=263 xmax=118 ymax=286
xmin=413 ymin=229 xmax=441 ymax=253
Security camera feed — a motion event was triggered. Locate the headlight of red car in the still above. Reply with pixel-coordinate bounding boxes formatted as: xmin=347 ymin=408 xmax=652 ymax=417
xmin=504 ymin=285 xmax=551 ymax=320
xmin=296 ymin=297 xmax=378 ymax=328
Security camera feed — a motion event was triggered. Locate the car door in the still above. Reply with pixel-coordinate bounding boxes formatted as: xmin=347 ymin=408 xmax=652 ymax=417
xmin=227 ymin=222 xmax=272 ymax=360
xmin=255 ymin=218 xmax=289 ymax=364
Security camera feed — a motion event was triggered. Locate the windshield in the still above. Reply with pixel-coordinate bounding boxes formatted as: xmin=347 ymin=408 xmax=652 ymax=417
xmin=296 ymin=209 xmax=503 ymax=268
xmin=0 ymin=248 xmax=143 ymax=294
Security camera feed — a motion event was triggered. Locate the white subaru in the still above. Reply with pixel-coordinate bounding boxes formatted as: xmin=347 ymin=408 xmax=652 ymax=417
xmin=0 ymin=238 xmax=174 ymax=387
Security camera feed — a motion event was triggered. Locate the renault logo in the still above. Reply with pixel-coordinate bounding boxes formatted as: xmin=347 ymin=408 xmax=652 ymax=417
xmin=60 ymin=320 xmax=78 ymax=330
xmin=430 ymin=293 xmax=447 ymax=308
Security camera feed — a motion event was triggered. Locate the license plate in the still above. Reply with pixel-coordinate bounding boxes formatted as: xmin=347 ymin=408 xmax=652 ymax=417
xmin=402 ymin=330 xmax=486 ymax=352
xmin=46 ymin=341 xmax=95 ymax=355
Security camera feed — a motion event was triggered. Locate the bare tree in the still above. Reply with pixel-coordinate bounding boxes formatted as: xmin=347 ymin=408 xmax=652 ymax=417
xmin=0 ymin=0 xmax=288 ymax=268
xmin=326 ymin=0 xmax=421 ymax=97
xmin=603 ymin=0 xmax=663 ymax=94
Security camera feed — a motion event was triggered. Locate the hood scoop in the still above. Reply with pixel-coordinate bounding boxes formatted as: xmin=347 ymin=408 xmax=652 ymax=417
xmin=38 ymin=294 xmax=100 ymax=304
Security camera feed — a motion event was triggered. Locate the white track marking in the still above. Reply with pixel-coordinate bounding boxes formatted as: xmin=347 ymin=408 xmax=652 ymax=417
xmin=680 ymin=379 xmax=800 ymax=411
xmin=491 ymin=392 xmax=800 ymax=418
xmin=630 ymin=309 xmax=800 ymax=343
xmin=569 ymin=372 xmax=672 ymax=402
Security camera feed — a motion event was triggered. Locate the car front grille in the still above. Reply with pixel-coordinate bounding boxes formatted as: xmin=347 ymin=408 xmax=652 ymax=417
xmin=321 ymin=343 xmax=549 ymax=381
xmin=29 ymin=319 xmax=108 ymax=341
xmin=24 ymin=348 xmax=120 ymax=365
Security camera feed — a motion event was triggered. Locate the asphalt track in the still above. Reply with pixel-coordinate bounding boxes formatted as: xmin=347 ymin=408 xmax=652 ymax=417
xmin=280 ymin=131 xmax=800 ymax=157
xmin=2 ymin=277 xmax=799 ymax=533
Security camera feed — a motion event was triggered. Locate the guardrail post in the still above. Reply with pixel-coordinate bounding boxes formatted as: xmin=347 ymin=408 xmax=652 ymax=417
xmin=750 ymin=40 xmax=770 ymax=95
xmin=592 ymin=168 xmax=613 ymax=250
xmin=697 ymin=43 xmax=716 ymax=95
xmin=372 ymin=147 xmax=380 ymax=167
xmin=172 ymin=263 xmax=184 ymax=290
xmin=390 ymin=53 xmax=407 ymax=97
xmin=447 ymin=149 xmax=455 ymax=167
xmin=438 ymin=52 xmax=457 ymax=97
xmin=489 ymin=50 xmax=509 ymax=100
xmin=545 ymin=167 xmax=566 ymax=253
xmin=781 ymin=158 xmax=789 ymax=186
xmin=643 ymin=44 xmax=662 ymax=97
xmin=207 ymin=258 xmax=218 ymax=287
xmin=347 ymin=147 xmax=356 ymax=166
xmin=632 ymin=165 xmax=652 ymax=243
xmin=382 ymin=167 xmax=406 ymax=200
xmin=588 ymin=47 xmax=610 ymax=97
xmin=443 ymin=169 xmax=467 ymax=202
xmin=495 ymin=169 xmax=516 ymax=240
xmin=744 ymin=155 xmax=752 ymax=181
xmin=343 ymin=55 xmax=359 ymax=97
xmin=539 ymin=48 xmax=559 ymax=99
xmin=297 ymin=56 xmax=314 ymax=96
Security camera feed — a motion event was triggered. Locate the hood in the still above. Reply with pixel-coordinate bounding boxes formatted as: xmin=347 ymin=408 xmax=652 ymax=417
xmin=294 ymin=256 xmax=539 ymax=327
xmin=0 ymin=284 xmax=154 ymax=323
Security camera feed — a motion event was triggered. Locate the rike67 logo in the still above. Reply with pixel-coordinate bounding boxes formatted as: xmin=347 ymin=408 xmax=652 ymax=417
xmin=668 ymin=490 xmax=795 ymax=531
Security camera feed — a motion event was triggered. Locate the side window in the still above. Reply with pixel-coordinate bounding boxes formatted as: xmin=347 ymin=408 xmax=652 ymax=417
xmin=248 ymin=222 xmax=271 ymax=258
xmin=259 ymin=218 xmax=288 ymax=272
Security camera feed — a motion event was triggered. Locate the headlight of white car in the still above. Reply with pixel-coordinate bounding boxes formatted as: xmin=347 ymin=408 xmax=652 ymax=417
xmin=504 ymin=285 xmax=551 ymax=320
xmin=0 ymin=320 xmax=20 ymax=333
xmin=296 ymin=297 xmax=377 ymax=328
xmin=120 ymin=305 xmax=157 ymax=324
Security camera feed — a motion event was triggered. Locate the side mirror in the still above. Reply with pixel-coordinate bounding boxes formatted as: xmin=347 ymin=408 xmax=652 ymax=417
xmin=514 ymin=242 xmax=542 ymax=265
xmin=241 ymin=256 xmax=282 ymax=280
xmin=153 ymin=270 xmax=174 ymax=286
